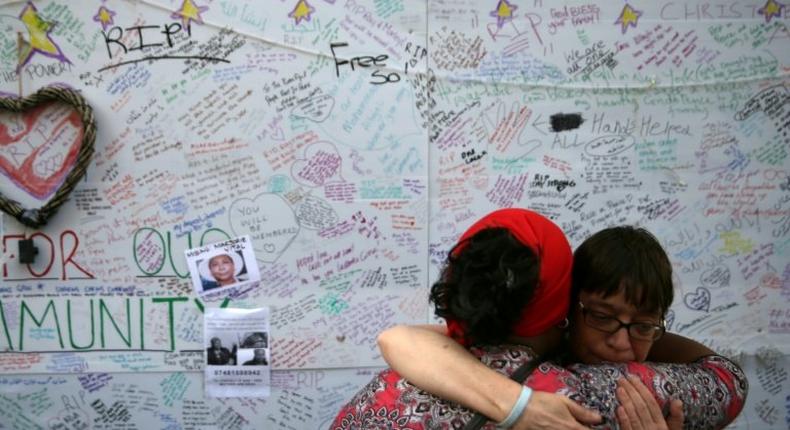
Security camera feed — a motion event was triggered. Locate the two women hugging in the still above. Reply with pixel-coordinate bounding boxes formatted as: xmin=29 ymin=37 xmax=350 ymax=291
xmin=332 ymin=208 xmax=746 ymax=430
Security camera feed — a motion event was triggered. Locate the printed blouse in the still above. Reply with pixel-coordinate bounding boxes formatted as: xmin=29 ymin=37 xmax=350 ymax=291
xmin=330 ymin=344 xmax=747 ymax=430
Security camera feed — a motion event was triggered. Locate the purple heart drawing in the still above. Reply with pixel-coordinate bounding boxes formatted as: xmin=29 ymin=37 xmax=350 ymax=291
xmin=291 ymin=141 xmax=344 ymax=188
xmin=684 ymin=287 xmax=711 ymax=312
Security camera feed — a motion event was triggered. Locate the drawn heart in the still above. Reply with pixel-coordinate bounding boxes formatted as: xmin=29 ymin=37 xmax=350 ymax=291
xmin=683 ymin=287 xmax=711 ymax=312
xmin=0 ymin=86 xmax=95 ymax=227
xmin=291 ymin=141 xmax=344 ymax=188
xmin=228 ymin=193 xmax=300 ymax=263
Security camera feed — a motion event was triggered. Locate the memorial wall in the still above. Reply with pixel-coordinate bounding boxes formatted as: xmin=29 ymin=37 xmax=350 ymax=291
xmin=0 ymin=0 xmax=788 ymax=428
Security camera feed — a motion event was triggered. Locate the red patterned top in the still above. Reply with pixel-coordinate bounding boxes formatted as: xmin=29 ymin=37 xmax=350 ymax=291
xmin=330 ymin=344 xmax=747 ymax=430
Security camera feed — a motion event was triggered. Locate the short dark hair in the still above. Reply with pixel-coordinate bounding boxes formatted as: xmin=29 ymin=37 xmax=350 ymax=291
xmin=572 ymin=226 xmax=673 ymax=316
xmin=430 ymin=228 xmax=540 ymax=345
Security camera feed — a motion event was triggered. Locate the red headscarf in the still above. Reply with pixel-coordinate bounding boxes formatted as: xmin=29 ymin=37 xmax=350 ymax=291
xmin=445 ymin=208 xmax=572 ymax=345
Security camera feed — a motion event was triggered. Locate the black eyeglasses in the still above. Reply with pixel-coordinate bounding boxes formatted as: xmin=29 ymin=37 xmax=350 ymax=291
xmin=578 ymin=301 xmax=665 ymax=341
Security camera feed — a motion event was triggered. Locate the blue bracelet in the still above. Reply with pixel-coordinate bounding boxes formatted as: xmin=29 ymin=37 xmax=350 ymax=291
xmin=498 ymin=386 xmax=533 ymax=428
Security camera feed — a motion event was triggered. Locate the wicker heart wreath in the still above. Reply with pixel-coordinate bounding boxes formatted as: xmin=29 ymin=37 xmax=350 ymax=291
xmin=0 ymin=86 xmax=96 ymax=228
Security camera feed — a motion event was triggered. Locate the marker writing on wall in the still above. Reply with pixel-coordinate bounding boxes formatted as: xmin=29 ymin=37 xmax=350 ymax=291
xmin=330 ymin=42 xmax=401 ymax=84
xmin=103 ymin=23 xmax=190 ymax=59
xmin=3 ymin=231 xmax=94 ymax=281
xmin=403 ymin=42 xmax=427 ymax=76
xmin=98 ymin=23 xmax=230 ymax=72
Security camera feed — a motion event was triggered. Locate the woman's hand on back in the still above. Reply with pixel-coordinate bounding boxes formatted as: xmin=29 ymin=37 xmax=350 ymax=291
xmin=616 ymin=376 xmax=683 ymax=430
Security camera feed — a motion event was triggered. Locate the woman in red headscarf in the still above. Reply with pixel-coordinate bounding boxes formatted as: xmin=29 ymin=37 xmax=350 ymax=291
xmin=331 ymin=209 xmax=596 ymax=429
xmin=330 ymin=209 xmax=746 ymax=430
xmin=330 ymin=208 xmax=592 ymax=429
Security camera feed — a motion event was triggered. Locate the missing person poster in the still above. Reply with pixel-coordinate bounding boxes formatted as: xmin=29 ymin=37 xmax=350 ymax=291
xmin=185 ymin=235 xmax=261 ymax=298
xmin=204 ymin=307 xmax=271 ymax=398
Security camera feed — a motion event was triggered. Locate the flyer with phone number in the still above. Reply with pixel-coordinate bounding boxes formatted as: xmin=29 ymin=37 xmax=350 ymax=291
xmin=204 ymin=307 xmax=271 ymax=398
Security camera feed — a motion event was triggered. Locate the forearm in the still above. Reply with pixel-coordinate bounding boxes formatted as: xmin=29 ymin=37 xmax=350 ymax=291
xmin=377 ymin=325 xmax=522 ymax=421
xmin=647 ymin=332 xmax=715 ymax=363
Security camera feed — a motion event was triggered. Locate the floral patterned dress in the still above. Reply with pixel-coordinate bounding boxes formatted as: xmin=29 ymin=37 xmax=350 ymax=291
xmin=330 ymin=344 xmax=747 ymax=430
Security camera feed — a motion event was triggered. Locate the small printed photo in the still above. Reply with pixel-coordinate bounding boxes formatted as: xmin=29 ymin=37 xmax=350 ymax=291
xmin=240 ymin=331 xmax=268 ymax=349
xmin=197 ymin=251 xmax=248 ymax=291
xmin=238 ymin=348 xmax=269 ymax=366
xmin=205 ymin=334 xmax=239 ymax=366
xmin=185 ymin=236 xmax=261 ymax=296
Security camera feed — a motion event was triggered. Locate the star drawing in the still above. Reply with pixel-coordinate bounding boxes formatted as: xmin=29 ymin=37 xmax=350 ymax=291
xmin=490 ymin=0 xmax=517 ymax=29
xmin=289 ymin=0 xmax=315 ymax=25
xmin=758 ymin=0 xmax=784 ymax=23
xmin=171 ymin=0 xmax=208 ymax=31
xmin=93 ymin=6 xmax=116 ymax=31
xmin=615 ymin=3 xmax=642 ymax=34
xmin=17 ymin=1 xmax=70 ymax=68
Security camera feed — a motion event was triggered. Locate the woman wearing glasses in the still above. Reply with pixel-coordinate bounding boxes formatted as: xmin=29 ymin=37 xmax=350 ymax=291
xmin=565 ymin=225 xmax=673 ymax=365
xmin=335 ymin=223 xmax=746 ymax=429
xmin=516 ymin=226 xmax=746 ymax=428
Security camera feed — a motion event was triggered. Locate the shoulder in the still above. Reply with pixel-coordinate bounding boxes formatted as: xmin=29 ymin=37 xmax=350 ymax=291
xmin=698 ymin=354 xmax=747 ymax=381
xmin=329 ymin=369 xmax=426 ymax=430
xmin=694 ymin=354 xmax=749 ymax=404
